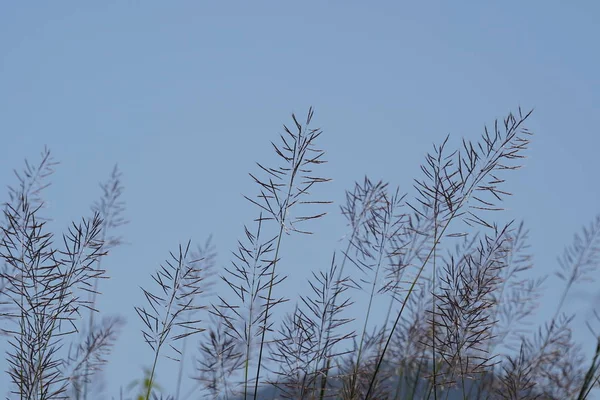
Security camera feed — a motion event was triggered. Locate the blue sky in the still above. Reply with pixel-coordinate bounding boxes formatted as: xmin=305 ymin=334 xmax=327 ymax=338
xmin=1 ymin=1 xmax=599 ymax=398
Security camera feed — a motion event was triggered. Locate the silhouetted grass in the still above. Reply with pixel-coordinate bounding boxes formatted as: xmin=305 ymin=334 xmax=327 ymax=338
xmin=2 ymin=108 xmax=599 ymax=400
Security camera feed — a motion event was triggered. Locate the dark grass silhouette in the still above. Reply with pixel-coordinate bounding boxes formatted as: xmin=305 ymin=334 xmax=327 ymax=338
xmin=1 ymin=108 xmax=600 ymax=400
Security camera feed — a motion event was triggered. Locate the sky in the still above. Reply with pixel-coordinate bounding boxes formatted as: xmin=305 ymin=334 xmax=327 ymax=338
xmin=1 ymin=1 xmax=599 ymax=398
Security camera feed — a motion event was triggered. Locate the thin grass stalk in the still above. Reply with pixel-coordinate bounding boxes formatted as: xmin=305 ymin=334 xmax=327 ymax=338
xmin=174 ymin=338 xmax=187 ymax=400
xmin=174 ymin=238 xmax=217 ymax=400
xmin=577 ymin=337 xmax=600 ymax=400
xmin=349 ymin=234 xmax=387 ymax=397
xmin=253 ymin=218 xmax=287 ymax=399
xmin=430 ymin=139 xmax=448 ymax=400
xmin=389 ymin=308 xmax=428 ymax=399
xmin=213 ymin=215 xmax=276 ymax=399
xmin=383 ymin=218 xmax=433 ymax=400
xmin=134 ymin=242 xmax=206 ymax=400
xmin=431 ymin=220 xmax=439 ymax=400
xmin=347 ymin=189 xmax=405 ymax=399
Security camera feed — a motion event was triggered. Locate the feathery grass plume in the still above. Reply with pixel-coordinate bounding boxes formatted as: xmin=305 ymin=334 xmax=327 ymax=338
xmin=340 ymin=178 xmax=389 ymax=259
xmin=249 ymin=109 xmax=330 ymax=399
xmin=377 ymin=209 xmax=436 ymax=398
xmin=496 ymin=214 xmax=600 ymax=399
xmin=542 ymin=342 xmax=587 ymax=399
xmin=193 ymin=313 xmax=243 ymax=400
xmin=495 ymin=343 xmax=538 ymax=400
xmin=243 ymin=107 xmax=330 ymax=235
xmin=134 ymin=242 xmax=207 ymax=400
xmin=7 ymin=108 xmax=600 ymax=400
xmin=366 ymin=108 xmax=533 ymax=399
xmin=487 ymin=215 xmax=600 ymax=399
xmin=187 ymin=237 xmax=218 ymax=299
xmin=509 ymin=314 xmax=585 ymax=399
xmin=545 ymin=215 xmax=600 ymax=398
xmin=486 ymin=222 xmax=542 ymax=353
xmin=352 ymin=196 xmax=433 ymax=400
xmin=3 ymin=146 xmax=57 ymax=225
xmin=381 ymin=211 xmax=434 ymax=314
xmin=427 ymin=224 xmax=511 ymax=397
xmin=317 ymin=177 xmax=387 ymax=397
xmin=212 ymin=216 xmax=277 ymax=399
xmin=342 ymin=187 xmax=407 ymax=399
xmin=301 ymin=257 xmax=355 ymax=396
xmin=467 ymin=222 xmax=544 ymax=398
xmin=214 ymin=108 xmax=330 ymax=399
xmin=555 ymin=214 xmax=600 ymax=313
xmin=1 ymin=193 xmax=106 ymax=400
xmin=339 ymin=326 xmax=391 ymax=400
xmin=267 ymin=306 xmax=318 ymax=399
xmin=421 ymin=231 xmax=480 ymax=396
xmin=388 ymin=277 xmax=434 ymax=400
xmin=91 ymin=164 xmax=128 ymax=251
xmin=413 ymin=135 xmax=455 ymax=398
xmin=0 ymin=147 xmax=57 ymax=321
xmin=66 ymin=316 xmax=125 ymax=397
xmin=267 ymin=255 xmax=354 ymax=399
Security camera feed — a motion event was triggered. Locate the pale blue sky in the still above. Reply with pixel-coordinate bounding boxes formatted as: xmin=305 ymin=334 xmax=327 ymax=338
xmin=1 ymin=1 xmax=599 ymax=398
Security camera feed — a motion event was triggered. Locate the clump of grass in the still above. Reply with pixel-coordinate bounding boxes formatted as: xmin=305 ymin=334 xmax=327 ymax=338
xmin=267 ymin=255 xmax=354 ymax=399
xmin=0 ymin=147 xmax=57 ymax=322
xmin=210 ymin=108 xmax=331 ymax=400
xmin=2 ymin=107 xmax=600 ymax=400
xmin=1 ymin=196 xmax=107 ymax=399
xmin=0 ymin=151 xmax=127 ymax=400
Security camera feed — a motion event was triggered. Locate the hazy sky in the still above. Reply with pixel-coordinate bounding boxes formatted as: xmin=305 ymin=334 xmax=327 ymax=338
xmin=1 ymin=1 xmax=599 ymax=398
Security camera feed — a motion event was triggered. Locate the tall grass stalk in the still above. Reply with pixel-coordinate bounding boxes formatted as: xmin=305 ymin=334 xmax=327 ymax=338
xmin=134 ymin=242 xmax=207 ymax=400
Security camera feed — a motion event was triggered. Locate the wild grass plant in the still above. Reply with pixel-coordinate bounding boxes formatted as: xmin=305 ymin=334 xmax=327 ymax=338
xmin=1 ymin=108 xmax=600 ymax=400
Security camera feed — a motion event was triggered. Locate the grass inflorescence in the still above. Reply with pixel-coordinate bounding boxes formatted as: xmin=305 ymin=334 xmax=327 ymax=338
xmin=1 ymin=108 xmax=600 ymax=400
